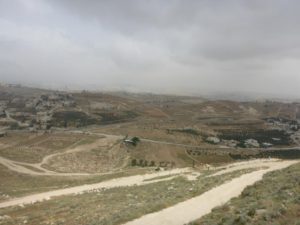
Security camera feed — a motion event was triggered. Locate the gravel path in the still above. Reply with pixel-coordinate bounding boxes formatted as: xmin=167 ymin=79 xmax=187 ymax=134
xmin=122 ymin=160 xmax=298 ymax=225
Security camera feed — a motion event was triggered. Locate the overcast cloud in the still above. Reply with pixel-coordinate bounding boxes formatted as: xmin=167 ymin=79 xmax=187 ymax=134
xmin=0 ymin=0 xmax=300 ymax=97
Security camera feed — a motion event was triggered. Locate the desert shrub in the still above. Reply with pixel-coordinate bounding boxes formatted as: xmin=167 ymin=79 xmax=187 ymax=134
xmin=131 ymin=159 xmax=137 ymax=166
xmin=144 ymin=160 xmax=148 ymax=167
xmin=139 ymin=159 xmax=144 ymax=166
xmin=131 ymin=137 xmax=140 ymax=146
xmin=167 ymin=128 xmax=200 ymax=136
xmin=98 ymin=111 xmax=138 ymax=124
xmin=131 ymin=159 xmax=155 ymax=167
xmin=234 ymin=214 xmax=249 ymax=225
xmin=247 ymin=208 xmax=256 ymax=217
xmin=10 ymin=122 xmax=21 ymax=130
xmin=150 ymin=161 xmax=156 ymax=167
xmin=52 ymin=111 xmax=98 ymax=127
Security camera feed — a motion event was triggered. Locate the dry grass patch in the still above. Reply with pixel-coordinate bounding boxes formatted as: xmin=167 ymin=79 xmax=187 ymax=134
xmin=0 ymin=164 xmax=152 ymax=201
xmin=43 ymin=140 xmax=127 ymax=173
xmin=191 ymin=162 xmax=300 ymax=225
xmin=0 ymin=133 xmax=98 ymax=163
xmin=0 ymin=168 xmax=258 ymax=225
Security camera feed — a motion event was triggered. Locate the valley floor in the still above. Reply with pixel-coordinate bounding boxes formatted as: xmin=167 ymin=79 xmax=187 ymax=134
xmin=0 ymin=131 xmax=299 ymax=225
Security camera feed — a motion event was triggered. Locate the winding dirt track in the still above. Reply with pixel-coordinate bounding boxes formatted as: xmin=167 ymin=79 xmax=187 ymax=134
xmin=1 ymin=130 xmax=298 ymax=177
xmin=0 ymin=135 xmax=119 ymax=176
xmin=209 ymin=158 xmax=278 ymax=177
xmin=59 ymin=130 xmax=300 ymax=151
xmin=0 ymin=130 xmax=299 ymax=224
xmin=122 ymin=160 xmax=298 ymax=225
xmin=0 ymin=168 xmax=190 ymax=209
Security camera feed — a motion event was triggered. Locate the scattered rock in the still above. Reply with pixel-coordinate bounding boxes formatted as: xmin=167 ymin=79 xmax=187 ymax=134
xmin=206 ymin=137 xmax=221 ymax=144
xmin=256 ymin=209 xmax=267 ymax=215
xmin=244 ymin=139 xmax=260 ymax=148
xmin=167 ymin=186 xmax=174 ymax=191
xmin=262 ymin=142 xmax=273 ymax=148
xmin=0 ymin=215 xmax=11 ymax=221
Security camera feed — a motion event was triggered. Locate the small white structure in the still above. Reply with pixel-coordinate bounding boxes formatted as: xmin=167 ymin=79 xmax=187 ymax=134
xmin=244 ymin=139 xmax=260 ymax=148
xmin=262 ymin=142 xmax=273 ymax=148
xmin=206 ymin=137 xmax=221 ymax=144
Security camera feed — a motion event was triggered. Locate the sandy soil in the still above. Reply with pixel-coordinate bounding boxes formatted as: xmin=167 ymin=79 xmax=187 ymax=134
xmin=0 ymin=168 xmax=190 ymax=209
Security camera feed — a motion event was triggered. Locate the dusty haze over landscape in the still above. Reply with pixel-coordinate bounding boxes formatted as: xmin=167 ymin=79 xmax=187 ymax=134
xmin=1 ymin=2 xmax=300 ymax=224
xmin=0 ymin=0 xmax=300 ymax=98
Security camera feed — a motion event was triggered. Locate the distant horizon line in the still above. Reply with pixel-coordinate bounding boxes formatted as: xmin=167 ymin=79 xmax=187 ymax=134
xmin=0 ymin=81 xmax=299 ymax=102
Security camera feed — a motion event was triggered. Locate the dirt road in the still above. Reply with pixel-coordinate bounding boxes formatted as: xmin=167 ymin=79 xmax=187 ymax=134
xmin=209 ymin=158 xmax=278 ymax=177
xmin=0 ymin=136 xmax=120 ymax=176
xmin=0 ymin=156 xmax=92 ymax=176
xmin=123 ymin=160 xmax=298 ymax=225
xmin=1 ymin=130 xmax=299 ymax=177
xmin=0 ymin=168 xmax=190 ymax=209
xmin=39 ymin=136 xmax=117 ymax=166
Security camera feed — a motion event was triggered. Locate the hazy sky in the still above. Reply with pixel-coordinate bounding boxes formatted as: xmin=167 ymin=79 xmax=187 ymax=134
xmin=0 ymin=0 xmax=300 ymax=97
